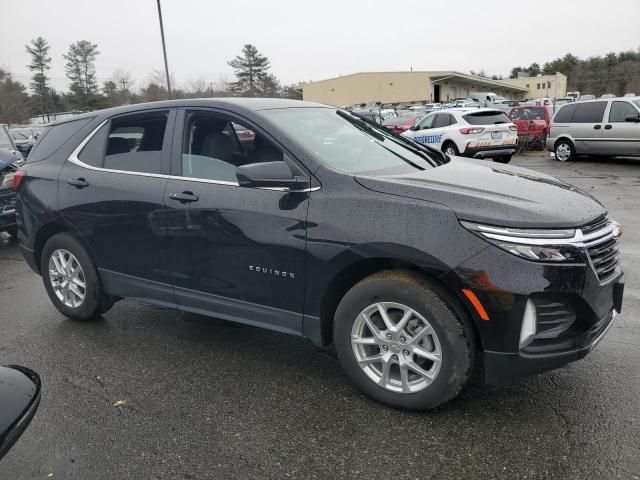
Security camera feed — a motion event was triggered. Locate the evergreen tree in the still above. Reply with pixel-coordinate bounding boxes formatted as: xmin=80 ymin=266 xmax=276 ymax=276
xmin=25 ymin=37 xmax=52 ymax=121
xmin=0 ymin=69 xmax=31 ymax=125
xmin=257 ymin=73 xmax=281 ymax=97
xmin=228 ymin=44 xmax=271 ymax=96
xmin=64 ymin=40 xmax=100 ymax=110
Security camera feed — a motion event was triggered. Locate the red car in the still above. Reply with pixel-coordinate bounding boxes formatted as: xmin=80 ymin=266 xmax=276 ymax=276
xmin=507 ymin=106 xmax=551 ymax=148
xmin=382 ymin=114 xmax=421 ymax=134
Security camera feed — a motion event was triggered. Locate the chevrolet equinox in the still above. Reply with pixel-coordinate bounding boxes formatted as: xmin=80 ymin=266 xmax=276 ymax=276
xmin=15 ymin=99 xmax=624 ymax=409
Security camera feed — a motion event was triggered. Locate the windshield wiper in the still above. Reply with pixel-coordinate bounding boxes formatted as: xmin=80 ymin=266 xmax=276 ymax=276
xmin=336 ymin=110 xmax=385 ymax=141
xmin=337 ymin=110 xmax=445 ymax=166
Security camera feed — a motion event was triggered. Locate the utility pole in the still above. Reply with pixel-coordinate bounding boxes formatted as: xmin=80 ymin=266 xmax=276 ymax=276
xmin=156 ymin=0 xmax=172 ymax=98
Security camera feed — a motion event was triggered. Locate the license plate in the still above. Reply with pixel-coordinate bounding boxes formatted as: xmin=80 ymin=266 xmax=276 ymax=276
xmin=491 ymin=132 xmax=502 ymax=140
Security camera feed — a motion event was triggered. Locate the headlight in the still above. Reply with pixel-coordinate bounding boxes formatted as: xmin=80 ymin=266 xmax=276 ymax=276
xmin=460 ymin=221 xmax=584 ymax=263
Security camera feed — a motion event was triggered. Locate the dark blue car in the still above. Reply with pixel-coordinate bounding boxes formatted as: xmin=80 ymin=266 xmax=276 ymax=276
xmin=0 ymin=124 xmax=24 ymax=236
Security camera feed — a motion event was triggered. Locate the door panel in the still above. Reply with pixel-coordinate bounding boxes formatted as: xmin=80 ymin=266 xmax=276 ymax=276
xmin=164 ymin=108 xmax=309 ymax=334
xmin=58 ymin=109 xmax=176 ymax=299
xmin=602 ymin=101 xmax=640 ymax=155
xmin=163 ymin=179 xmax=308 ymax=333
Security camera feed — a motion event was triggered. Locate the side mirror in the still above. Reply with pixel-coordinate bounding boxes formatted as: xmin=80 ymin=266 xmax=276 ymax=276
xmin=0 ymin=365 xmax=41 ymax=461
xmin=236 ymin=161 xmax=308 ymax=190
xmin=624 ymin=114 xmax=640 ymax=122
xmin=410 ymin=125 xmax=419 ymax=131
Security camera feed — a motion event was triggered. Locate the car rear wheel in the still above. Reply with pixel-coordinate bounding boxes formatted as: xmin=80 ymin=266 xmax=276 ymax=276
xmin=554 ymin=140 xmax=575 ymax=162
xmin=41 ymin=233 xmax=113 ymax=321
xmin=442 ymin=142 xmax=459 ymax=157
xmin=333 ymin=270 xmax=474 ymax=410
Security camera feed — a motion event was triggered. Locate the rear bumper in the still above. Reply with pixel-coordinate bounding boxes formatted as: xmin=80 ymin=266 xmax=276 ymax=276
xmin=463 ymin=144 xmax=516 ymax=159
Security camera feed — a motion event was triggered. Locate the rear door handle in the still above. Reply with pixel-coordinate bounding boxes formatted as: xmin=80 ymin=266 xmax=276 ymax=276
xmin=169 ymin=192 xmax=199 ymax=203
xmin=604 ymin=125 xmax=612 ymax=130
xmin=594 ymin=125 xmax=602 ymax=130
xmin=67 ymin=178 xmax=89 ymax=188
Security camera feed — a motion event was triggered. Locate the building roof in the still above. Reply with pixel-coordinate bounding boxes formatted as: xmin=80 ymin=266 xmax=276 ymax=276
xmin=302 ymin=71 xmax=528 ymax=92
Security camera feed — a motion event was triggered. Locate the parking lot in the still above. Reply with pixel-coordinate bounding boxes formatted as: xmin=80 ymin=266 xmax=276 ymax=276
xmin=0 ymin=153 xmax=638 ymax=480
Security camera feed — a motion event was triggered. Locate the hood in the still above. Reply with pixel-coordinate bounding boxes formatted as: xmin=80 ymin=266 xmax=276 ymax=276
xmin=355 ymin=157 xmax=606 ymax=228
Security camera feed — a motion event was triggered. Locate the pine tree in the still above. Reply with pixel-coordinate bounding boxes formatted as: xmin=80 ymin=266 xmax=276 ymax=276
xmin=64 ymin=40 xmax=100 ymax=110
xmin=257 ymin=73 xmax=281 ymax=97
xmin=26 ymin=37 xmax=52 ymax=121
xmin=228 ymin=44 xmax=271 ymax=97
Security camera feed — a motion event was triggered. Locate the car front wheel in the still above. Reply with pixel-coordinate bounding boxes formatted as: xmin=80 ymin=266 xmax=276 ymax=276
xmin=41 ymin=233 xmax=113 ymax=321
xmin=442 ymin=142 xmax=459 ymax=157
xmin=334 ymin=271 xmax=474 ymax=410
xmin=493 ymin=155 xmax=512 ymax=164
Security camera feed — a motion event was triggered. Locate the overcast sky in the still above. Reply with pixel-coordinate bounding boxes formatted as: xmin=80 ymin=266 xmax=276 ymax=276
xmin=1 ymin=0 xmax=639 ymax=92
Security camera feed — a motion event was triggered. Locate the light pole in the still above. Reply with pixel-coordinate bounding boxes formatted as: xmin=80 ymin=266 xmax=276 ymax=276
xmin=156 ymin=0 xmax=172 ymax=98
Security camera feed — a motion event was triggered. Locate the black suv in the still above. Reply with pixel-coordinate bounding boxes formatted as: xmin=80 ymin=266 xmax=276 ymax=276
xmin=15 ymin=99 xmax=624 ymax=409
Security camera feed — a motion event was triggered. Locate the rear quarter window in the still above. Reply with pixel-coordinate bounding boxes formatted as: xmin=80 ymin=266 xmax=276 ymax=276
xmin=27 ymin=117 xmax=94 ymax=163
xmin=553 ymin=103 xmax=577 ymax=123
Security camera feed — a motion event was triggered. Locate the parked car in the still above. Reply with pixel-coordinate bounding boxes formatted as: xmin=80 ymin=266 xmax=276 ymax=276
xmin=508 ymin=105 xmax=551 ymax=149
xmin=547 ymin=96 xmax=640 ymax=161
xmin=16 ymin=98 xmax=624 ymax=410
xmin=0 ymin=365 xmax=41 ymax=460
xmin=10 ymin=128 xmax=37 ymax=158
xmin=454 ymin=98 xmax=481 ymax=108
xmin=0 ymin=125 xmax=24 ymax=236
xmin=600 ymin=94 xmax=616 ymax=99
xmin=382 ymin=114 xmax=422 ymax=134
xmin=403 ymin=108 xmax=518 ymax=163
xmin=624 ymin=93 xmax=636 ymax=97
xmin=494 ymin=99 xmax=519 ymax=111
xmin=579 ymin=94 xmax=596 ymax=101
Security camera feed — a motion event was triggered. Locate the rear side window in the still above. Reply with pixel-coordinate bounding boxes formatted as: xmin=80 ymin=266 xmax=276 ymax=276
xmin=463 ymin=111 xmax=511 ymax=125
xmin=554 ymin=103 xmax=576 ymax=123
xmin=27 ymin=117 xmax=93 ymax=163
xmin=104 ymin=112 xmax=168 ymax=174
xmin=609 ymin=101 xmax=638 ymax=122
xmin=78 ymin=123 xmax=109 ymax=167
xmin=572 ymin=101 xmax=607 ymax=123
xmin=433 ymin=114 xmax=450 ymax=128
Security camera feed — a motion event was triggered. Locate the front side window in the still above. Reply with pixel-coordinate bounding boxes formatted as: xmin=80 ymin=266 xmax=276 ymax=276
xmin=181 ymin=112 xmax=283 ymax=182
xmin=572 ymin=101 xmax=607 ymax=123
xmin=609 ymin=101 xmax=639 ymax=122
xmin=417 ymin=114 xmax=435 ymax=130
xmin=261 ymin=108 xmax=438 ymax=176
xmin=104 ymin=112 xmax=168 ymax=173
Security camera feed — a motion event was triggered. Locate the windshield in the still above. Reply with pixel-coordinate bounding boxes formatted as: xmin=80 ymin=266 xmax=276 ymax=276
xmin=262 ymin=108 xmax=440 ymax=175
xmin=0 ymin=127 xmax=14 ymax=149
xmin=509 ymin=108 xmax=546 ymax=121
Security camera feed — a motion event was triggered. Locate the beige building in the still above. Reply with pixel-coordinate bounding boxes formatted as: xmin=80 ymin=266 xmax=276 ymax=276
xmin=301 ymin=71 xmax=530 ymax=106
xmin=502 ymin=73 xmax=567 ymax=100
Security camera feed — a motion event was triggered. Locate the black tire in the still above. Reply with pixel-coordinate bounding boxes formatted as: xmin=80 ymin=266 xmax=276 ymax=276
xmin=493 ymin=155 xmax=512 ymax=164
xmin=442 ymin=142 xmax=459 ymax=157
xmin=333 ymin=270 xmax=475 ymax=410
xmin=537 ymin=132 xmax=547 ymax=151
xmin=41 ymin=232 xmax=113 ymax=321
xmin=554 ymin=139 xmax=575 ymax=162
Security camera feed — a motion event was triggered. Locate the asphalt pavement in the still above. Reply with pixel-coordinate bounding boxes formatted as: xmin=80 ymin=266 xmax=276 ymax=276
xmin=1 ymin=154 xmax=639 ymax=480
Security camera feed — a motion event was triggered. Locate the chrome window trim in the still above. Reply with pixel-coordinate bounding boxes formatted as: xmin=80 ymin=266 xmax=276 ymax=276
xmin=67 ymin=119 xmax=320 ymax=192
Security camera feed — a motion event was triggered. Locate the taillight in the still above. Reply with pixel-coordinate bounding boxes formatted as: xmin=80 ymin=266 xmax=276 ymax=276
xmin=13 ymin=170 xmax=26 ymax=191
xmin=459 ymin=127 xmax=484 ymax=135
xmin=509 ymin=125 xmax=518 ymax=131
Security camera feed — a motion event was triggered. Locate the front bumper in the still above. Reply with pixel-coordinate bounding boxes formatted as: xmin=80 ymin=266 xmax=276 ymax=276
xmin=441 ymin=243 xmax=624 ymax=386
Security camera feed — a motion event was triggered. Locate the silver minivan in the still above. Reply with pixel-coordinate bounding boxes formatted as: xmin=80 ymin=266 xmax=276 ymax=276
xmin=547 ymin=96 xmax=640 ymax=161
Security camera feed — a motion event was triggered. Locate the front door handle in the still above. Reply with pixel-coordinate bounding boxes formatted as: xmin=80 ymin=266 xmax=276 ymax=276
xmin=169 ymin=191 xmax=199 ymax=203
xmin=594 ymin=125 xmax=602 ymax=130
xmin=604 ymin=124 xmax=612 ymax=130
xmin=67 ymin=178 xmax=89 ymax=188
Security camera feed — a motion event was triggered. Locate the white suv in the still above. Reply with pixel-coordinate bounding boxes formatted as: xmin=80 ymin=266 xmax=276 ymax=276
xmin=402 ymin=108 xmax=518 ymax=163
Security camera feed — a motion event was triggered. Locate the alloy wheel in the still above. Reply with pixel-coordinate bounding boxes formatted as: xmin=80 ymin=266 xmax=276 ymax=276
xmin=556 ymin=143 xmax=572 ymax=161
xmin=48 ymin=249 xmax=86 ymax=308
xmin=351 ymin=302 xmax=442 ymax=393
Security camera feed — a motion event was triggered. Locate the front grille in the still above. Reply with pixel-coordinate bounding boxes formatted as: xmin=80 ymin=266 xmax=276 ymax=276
xmin=581 ymin=217 xmax=620 ymax=283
